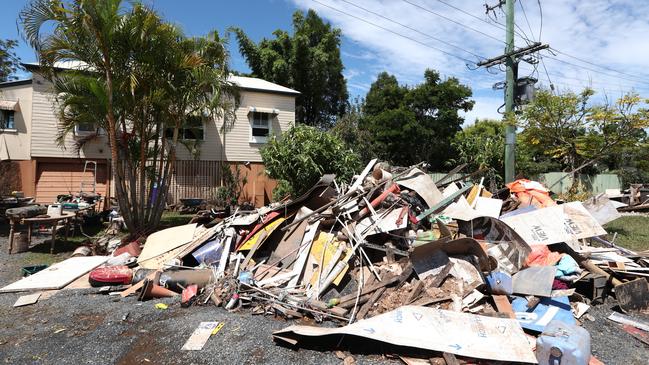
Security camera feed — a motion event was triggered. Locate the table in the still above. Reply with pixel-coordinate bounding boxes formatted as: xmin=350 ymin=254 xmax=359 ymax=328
xmin=7 ymin=212 xmax=76 ymax=254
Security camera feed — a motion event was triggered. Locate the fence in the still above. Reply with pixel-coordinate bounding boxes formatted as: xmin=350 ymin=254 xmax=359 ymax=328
xmin=429 ymin=171 xmax=622 ymax=194
xmin=167 ymin=160 xmax=223 ymax=203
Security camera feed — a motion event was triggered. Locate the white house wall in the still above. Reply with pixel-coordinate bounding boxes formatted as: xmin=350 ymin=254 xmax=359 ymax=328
xmin=30 ymin=74 xmax=111 ymax=159
xmin=0 ymin=83 xmax=32 ymax=160
xmin=174 ymin=90 xmax=296 ymax=162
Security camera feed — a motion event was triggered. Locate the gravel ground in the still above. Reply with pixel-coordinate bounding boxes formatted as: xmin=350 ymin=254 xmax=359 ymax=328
xmin=0 ymin=222 xmax=647 ymax=364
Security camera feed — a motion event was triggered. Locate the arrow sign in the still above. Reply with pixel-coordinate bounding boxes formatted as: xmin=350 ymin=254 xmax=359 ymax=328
xmin=449 ymin=344 xmax=462 ymax=351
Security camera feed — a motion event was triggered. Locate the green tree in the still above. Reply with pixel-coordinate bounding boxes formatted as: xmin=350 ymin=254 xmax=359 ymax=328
xmin=332 ymin=98 xmax=375 ymax=164
xmin=451 ymin=119 xmax=505 ymax=187
xmin=232 ymin=9 xmax=348 ymax=128
xmin=520 ymin=89 xmax=649 ymax=179
xmin=361 ymin=70 xmax=473 ymax=168
xmin=0 ymin=39 xmax=21 ymax=82
xmin=260 ymin=125 xmax=360 ymax=200
xmin=20 ymin=0 xmax=237 ymax=232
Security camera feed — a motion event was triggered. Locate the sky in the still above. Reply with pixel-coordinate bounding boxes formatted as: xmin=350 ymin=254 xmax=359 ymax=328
xmin=3 ymin=0 xmax=649 ymax=125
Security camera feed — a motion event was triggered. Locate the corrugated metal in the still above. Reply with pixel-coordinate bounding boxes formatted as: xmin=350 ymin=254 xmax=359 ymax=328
xmin=529 ymin=172 xmax=621 ymax=194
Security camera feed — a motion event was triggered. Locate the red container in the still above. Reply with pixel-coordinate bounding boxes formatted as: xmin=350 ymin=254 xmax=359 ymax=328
xmin=89 ymin=265 xmax=133 ymax=287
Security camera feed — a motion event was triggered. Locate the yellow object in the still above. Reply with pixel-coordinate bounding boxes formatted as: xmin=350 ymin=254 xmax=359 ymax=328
xmin=237 ymin=217 xmax=286 ymax=251
xmin=155 ymin=303 xmax=168 ymax=310
xmin=211 ymin=322 xmax=224 ymax=335
xmin=308 ymin=232 xmax=348 ymax=287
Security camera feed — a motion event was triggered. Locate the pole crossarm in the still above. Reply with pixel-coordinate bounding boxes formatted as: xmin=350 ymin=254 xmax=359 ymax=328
xmin=477 ymin=42 xmax=549 ymax=68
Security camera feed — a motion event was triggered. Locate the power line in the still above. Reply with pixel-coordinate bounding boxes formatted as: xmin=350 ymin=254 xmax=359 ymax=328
xmin=542 ymin=53 xmax=649 ymax=85
xmin=550 ymin=47 xmax=649 ymax=82
xmin=338 ymin=0 xmax=486 ymax=60
xmin=519 ymin=0 xmax=536 ymax=42
xmin=400 ymin=0 xmax=505 ymax=45
xmin=536 ymin=0 xmax=543 ymax=42
xmin=519 ymin=63 xmax=649 ymax=91
xmin=311 ymin=0 xmax=477 ymax=64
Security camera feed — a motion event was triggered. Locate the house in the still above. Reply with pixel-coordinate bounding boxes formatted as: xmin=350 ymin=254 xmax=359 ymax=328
xmin=0 ymin=63 xmax=299 ymax=206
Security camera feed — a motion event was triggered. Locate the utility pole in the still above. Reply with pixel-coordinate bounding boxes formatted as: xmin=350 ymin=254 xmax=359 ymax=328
xmin=504 ymin=0 xmax=516 ymax=183
xmin=479 ymin=1 xmax=549 ymax=183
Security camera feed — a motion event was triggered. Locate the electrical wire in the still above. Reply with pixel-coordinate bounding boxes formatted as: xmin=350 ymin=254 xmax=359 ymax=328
xmin=536 ymin=0 xmax=543 ymax=42
xmin=550 ymin=47 xmax=649 ymax=81
xmin=400 ymin=0 xmax=505 ymax=45
xmin=338 ymin=0 xmax=486 ymax=60
xmin=311 ymin=0 xmax=478 ymax=65
xmin=542 ymin=53 xmax=649 ymax=86
xmin=519 ymin=0 xmax=536 ymax=42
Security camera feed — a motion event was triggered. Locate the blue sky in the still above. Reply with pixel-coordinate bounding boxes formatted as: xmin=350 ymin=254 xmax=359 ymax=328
xmin=3 ymin=0 xmax=649 ymax=124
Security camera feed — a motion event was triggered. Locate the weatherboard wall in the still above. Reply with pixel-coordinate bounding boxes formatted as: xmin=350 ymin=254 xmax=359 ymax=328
xmin=0 ymin=82 xmax=33 ymax=160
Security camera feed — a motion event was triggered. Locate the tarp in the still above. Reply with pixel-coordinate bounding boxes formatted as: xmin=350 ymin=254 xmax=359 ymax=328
xmin=274 ymin=306 xmax=537 ymax=363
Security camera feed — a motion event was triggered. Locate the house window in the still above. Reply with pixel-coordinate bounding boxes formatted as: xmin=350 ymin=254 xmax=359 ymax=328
xmin=75 ymin=122 xmax=96 ymax=135
xmin=0 ymin=110 xmax=15 ymax=130
xmin=250 ymin=112 xmax=271 ymax=143
xmin=165 ymin=115 xmax=204 ymax=140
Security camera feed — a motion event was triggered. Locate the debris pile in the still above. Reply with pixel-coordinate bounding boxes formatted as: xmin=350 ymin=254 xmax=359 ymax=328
xmin=3 ymin=160 xmax=649 ymax=364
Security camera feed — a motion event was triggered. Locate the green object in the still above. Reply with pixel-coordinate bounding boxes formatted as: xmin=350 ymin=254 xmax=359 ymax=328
xmin=154 ymin=303 xmax=168 ymax=310
xmin=413 ymin=231 xmax=439 ymax=247
xmin=327 ymin=298 xmax=340 ymax=308
xmin=232 ymin=10 xmax=347 ymax=128
xmin=22 ymin=265 xmax=48 ymax=277
xmin=504 ymin=0 xmax=516 ymax=183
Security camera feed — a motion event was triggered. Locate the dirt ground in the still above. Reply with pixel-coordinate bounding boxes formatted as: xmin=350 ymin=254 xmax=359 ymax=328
xmin=0 ymin=221 xmax=647 ymax=364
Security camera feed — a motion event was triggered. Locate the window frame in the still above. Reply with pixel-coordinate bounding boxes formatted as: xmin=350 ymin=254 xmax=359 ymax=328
xmin=74 ymin=121 xmax=97 ymax=136
xmin=165 ymin=115 xmax=205 ymax=141
xmin=249 ymin=111 xmax=272 ymax=144
xmin=0 ymin=110 xmax=16 ymax=131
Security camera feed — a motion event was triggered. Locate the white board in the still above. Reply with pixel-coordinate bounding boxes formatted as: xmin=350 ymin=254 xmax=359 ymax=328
xmin=274 ymin=305 xmax=536 ymax=363
xmin=0 ymin=256 xmax=108 ymax=293
xmin=501 ymin=202 xmax=606 ymax=245
xmin=13 ymin=292 xmax=42 ymax=307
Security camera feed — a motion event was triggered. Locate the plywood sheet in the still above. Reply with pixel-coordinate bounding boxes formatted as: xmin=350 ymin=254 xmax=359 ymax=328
xmin=0 ymin=256 xmax=108 ymax=293
xmin=138 ymin=223 xmax=197 ymax=264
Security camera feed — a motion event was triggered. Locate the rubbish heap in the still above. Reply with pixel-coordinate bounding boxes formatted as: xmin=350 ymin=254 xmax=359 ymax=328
xmin=3 ymin=160 xmax=649 ymax=364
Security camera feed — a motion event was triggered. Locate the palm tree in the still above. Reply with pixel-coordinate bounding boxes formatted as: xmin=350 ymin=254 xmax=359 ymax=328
xmin=20 ymin=0 xmax=238 ymax=232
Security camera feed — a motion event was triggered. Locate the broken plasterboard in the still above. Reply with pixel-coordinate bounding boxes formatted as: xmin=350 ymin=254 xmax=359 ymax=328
xmin=13 ymin=292 xmax=42 ymax=307
xmin=273 ymin=305 xmax=537 ymax=363
xmin=137 ymin=223 xmax=197 ymax=263
xmin=0 ymin=256 xmax=108 ymax=293
xmin=396 ymin=168 xmax=443 ymax=208
xmin=181 ymin=321 xmax=220 ymax=351
xmin=356 ymin=208 xmax=408 ymax=236
xmin=500 ymin=202 xmax=606 ymax=246
xmin=582 ymin=194 xmax=621 ymax=226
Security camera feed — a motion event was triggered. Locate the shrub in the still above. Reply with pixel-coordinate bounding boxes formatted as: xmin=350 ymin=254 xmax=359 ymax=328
xmin=261 ymin=125 xmax=361 ymax=199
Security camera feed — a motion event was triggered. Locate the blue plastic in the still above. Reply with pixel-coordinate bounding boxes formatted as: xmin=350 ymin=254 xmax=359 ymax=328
xmin=486 ymin=271 xmax=513 ymax=295
xmin=536 ymin=319 xmax=591 ymax=365
xmin=512 ymin=295 xmax=575 ymax=333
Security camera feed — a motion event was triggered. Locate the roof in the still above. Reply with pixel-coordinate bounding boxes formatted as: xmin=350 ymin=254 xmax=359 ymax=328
xmin=0 ymin=79 xmax=33 ymax=88
xmin=22 ymin=61 xmax=300 ymax=96
xmin=228 ymin=75 xmax=300 ymax=95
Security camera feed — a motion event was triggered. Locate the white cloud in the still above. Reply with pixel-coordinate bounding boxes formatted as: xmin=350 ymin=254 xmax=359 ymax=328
xmin=289 ymin=0 xmax=649 ymax=120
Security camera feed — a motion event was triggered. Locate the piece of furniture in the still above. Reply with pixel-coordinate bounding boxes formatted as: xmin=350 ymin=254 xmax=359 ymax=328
xmin=7 ymin=212 xmax=76 ymax=254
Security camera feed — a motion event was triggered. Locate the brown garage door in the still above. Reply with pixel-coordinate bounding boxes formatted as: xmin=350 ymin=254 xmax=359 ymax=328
xmin=35 ymin=161 xmax=108 ymax=204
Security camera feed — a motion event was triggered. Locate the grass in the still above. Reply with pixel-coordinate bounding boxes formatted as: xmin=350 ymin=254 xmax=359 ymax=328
xmin=159 ymin=211 xmax=193 ymax=229
xmin=603 ymin=215 xmax=649 ymax=252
